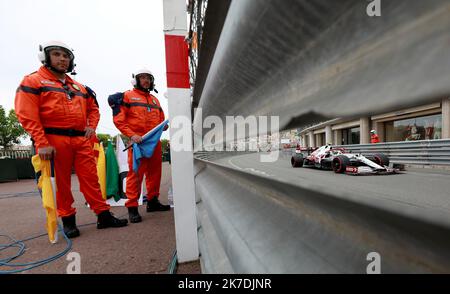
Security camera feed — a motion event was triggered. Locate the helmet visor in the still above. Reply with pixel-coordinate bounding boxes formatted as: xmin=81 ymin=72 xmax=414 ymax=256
xmin=45 ymin=46 xmax=74 ymax=60
xmin=136 ymin=73 xmax=154 ymax=82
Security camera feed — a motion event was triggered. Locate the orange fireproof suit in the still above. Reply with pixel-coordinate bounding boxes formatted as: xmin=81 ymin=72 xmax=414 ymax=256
xmin=15 ymin=66 xmax=110 ymax=217
xmin=113 ymin=88 xmax=165 ymax=208
xmin=371 ymin=134 xmax=380 ymax=143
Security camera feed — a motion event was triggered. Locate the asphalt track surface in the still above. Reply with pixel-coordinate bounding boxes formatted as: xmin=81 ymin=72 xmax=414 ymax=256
xmin=214 ymin=152 xmax=450 ymax=219
xmin=0 ymin=163 xmax=201 ymax=274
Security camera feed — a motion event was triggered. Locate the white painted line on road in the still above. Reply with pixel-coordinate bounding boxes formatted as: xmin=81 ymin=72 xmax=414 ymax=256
xmin=228 ymin=158 xmax=274 ymax=177
xmin=243 ymin=167 xmax=274 ymax=177
xmin=228 ymin=158 xmax=243 ymax=170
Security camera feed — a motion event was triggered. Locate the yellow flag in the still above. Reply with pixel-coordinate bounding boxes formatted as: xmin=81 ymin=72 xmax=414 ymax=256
xmin=31 ymin=155 xmax=58 ymax=243
xmin=94 ymin=142 xmax=107 ymax=200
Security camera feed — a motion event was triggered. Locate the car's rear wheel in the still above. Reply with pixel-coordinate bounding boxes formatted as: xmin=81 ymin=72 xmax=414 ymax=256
xmin=332 ymin=155 xmax=350 ymax=173
xmin=291 ymin=154 xmax=304 ymax=168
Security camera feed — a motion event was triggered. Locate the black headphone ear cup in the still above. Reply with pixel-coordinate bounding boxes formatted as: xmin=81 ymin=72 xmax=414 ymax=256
xmin=68 ymin=61 xmax=75 ymax=73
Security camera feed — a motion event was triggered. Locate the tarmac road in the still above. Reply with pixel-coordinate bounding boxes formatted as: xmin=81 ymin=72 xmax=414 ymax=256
xmin=0 ymin=163 xmax=201 ymax=274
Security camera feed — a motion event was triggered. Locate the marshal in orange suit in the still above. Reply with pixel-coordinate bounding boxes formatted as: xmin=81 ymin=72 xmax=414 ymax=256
xmin=15 ymin=41 xmax=128 ymax=238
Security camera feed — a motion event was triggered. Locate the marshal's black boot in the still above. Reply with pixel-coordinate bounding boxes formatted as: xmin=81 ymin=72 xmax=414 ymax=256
xmin=146 ymin=196 xmax=170 ymax=212
xmin=61 ymin=214 xmax=80 ymax=238
xmin=127 ymin=207 xmax=142 ymax=223
xmin=97 ymin=210 xmax=128 ymax=229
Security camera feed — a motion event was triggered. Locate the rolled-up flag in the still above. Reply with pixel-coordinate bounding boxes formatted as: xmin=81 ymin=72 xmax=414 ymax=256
xmin=130 ymin=119 xmax=169 ymax=172
xmin=31 ymin=155 xmax=58 ymax=243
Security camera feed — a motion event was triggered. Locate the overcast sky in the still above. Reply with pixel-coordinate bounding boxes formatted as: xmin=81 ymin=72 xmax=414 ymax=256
xmin=0 ymin=0 xmax=170 ymax=140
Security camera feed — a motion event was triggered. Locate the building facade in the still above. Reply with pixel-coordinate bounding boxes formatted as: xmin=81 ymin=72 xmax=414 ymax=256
xmin=298 ymin=98 xmax=450 ymax=148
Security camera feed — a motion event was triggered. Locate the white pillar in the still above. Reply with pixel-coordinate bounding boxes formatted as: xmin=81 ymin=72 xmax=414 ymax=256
xmin=308 ymin=131 xmax=315 ymax=148
xmin=163 ymin=0 xmax=199 ymax=263
xmin=301 ymin=135 xmax=306 ymax=147
xmin=442 ymin=98 xmax=450 ymax=139
xmin=360 ymin=117 xmax=370 ymax=144
xmin=325 ymin=126 xmax=332 ymax=145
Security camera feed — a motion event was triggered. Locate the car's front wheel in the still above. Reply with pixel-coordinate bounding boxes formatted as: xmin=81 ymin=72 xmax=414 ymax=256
xmin=291 ymin=154 xmax=304 ymax=168
xmin=332 ymin=155 xmax=350 ymax=173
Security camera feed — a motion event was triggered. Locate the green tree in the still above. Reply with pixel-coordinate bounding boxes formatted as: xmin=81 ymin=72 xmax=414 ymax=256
xmin=0 ymin=106 xmax=27 ymax=148
xmin=120 ymin=134 xmax=130 ymax=146
xmin=161 ymin=139 xmax=169 ymax=152
xmin=96 ymin=133 xmax=113 ymax=147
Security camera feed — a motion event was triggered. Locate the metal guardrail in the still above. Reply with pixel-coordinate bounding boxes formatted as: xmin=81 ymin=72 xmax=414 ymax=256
xmin=194 ymin=154 xmax=450 ymax=273
xmin=194 ymin=150 xmax=256 ymax=162
xmin=190 ymin=0 xmax=450 ymax=274
xmin=337 ymin=140 xmax=450 ymax=166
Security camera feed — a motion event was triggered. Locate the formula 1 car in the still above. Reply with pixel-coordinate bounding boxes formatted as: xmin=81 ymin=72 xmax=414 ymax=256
xmin=291 ymin=145 xmax=398 ymax=175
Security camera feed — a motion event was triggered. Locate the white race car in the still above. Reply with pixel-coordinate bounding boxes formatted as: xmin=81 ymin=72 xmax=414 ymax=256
xmin=291 ymin=145 xmax=398 ymax=175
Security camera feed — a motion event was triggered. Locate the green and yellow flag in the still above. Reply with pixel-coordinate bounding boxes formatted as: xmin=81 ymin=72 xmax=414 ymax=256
xmin=105 ymin=141 xmax=120 ymax=201
xmin=93 ymin=141 xmax=107 ymax=200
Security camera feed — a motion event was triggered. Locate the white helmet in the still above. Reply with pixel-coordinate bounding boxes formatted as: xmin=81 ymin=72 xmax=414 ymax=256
xmin=38 ymin=41 xmax=75 ymax=73
xmin=131 ymin=68 xmax=155 ymax=91
xmin=370 ymin=130 xmax=376 ymax=134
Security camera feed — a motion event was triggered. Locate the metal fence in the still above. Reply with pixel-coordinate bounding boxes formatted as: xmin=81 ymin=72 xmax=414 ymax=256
xmin=0 ymin=148 xmax=32 ymax=159
xmin=0 ymin=148 xmax=34 ymax=182
xmin=337 ymin=140 xmax=450 ymax=166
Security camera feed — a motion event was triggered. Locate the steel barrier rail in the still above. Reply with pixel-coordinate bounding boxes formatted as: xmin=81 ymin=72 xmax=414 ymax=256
xmin=194 ymin=155 xmax=450 ymax=273
xmin=189 ymin=0 xmax=450 ymax=274
xmin=337 ymin=140 xmax=450 ymax=166
xmin=193 ymin=0 xmax=450 ymax=140
xmin=194 ymin=150 xmax=256 ymax=162
xmin=190 ymin=0 xmax=231 ymax=109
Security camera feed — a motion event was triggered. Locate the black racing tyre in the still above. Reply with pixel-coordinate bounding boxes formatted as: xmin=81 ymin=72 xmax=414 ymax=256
xmin=291 ymin=154 xmax=304 ymax=168
xmin=373 ymin=153 xmax=389 ymax=167
xmin=332 ymin=155 xmax=350 ymax=173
